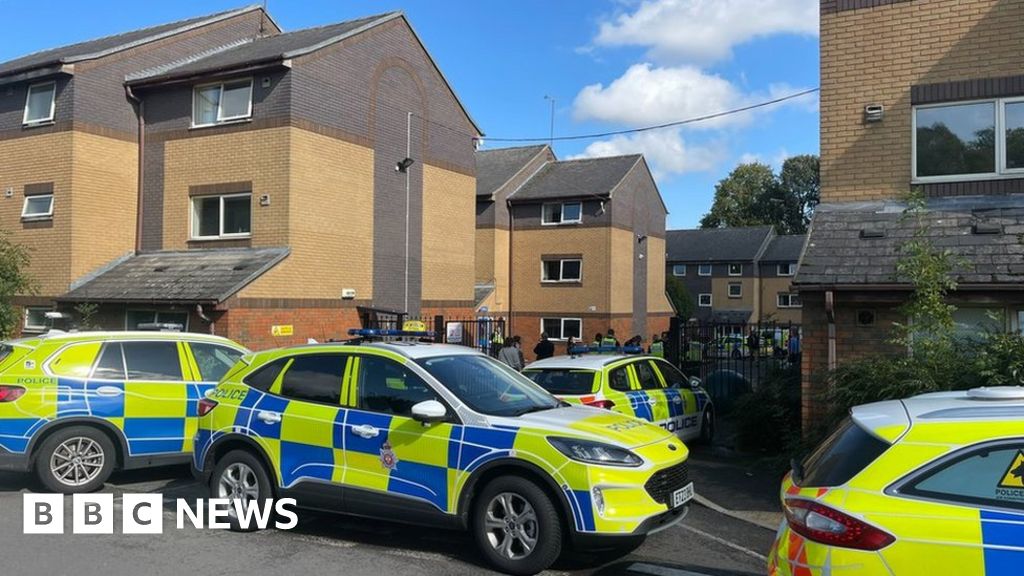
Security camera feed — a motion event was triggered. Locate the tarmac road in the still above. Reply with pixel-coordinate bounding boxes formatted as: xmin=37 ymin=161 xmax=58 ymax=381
xmin=0 ymin=465 xmax=775 ymax=576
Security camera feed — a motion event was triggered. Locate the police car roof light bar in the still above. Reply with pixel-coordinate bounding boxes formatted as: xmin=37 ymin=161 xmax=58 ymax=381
xmin=568 ymin=345 xmax=645 ymax=355
xmin=347 ymin=328 xmax=436 ymax=339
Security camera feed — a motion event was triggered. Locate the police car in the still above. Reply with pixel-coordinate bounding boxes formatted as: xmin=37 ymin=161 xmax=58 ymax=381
xmin=0 ymin=331 xmax=247 ymax=492
xmin=193 ymin=331 xmax=691 ymax=576
xmin=770 ymin=386 xmax=1024 ymax=576
xmin=523 ymin=352 xmax=714 ymax=444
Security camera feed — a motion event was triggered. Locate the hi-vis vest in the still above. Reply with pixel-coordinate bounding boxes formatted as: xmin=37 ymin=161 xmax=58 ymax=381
xmin=650 ymin=341 xmax=664 ymax=357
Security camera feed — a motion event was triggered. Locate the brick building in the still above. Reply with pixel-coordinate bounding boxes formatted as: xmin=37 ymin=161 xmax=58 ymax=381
xmin=796 ymin=0 xmax=1024 ymax=425
xmin=475 ymin=145 xmax=675 ymax=359
xmin=0 ymin=7 xmax=481 ymax=349
xmin=666 ymin=227 xmax=805 ymax=324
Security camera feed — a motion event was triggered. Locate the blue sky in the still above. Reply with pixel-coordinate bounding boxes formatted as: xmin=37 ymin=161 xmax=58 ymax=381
xmin=0 ymin=0 xmax=819 ymax=229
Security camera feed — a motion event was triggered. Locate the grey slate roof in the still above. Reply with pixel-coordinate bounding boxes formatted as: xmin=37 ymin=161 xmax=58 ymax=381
xmin=476 ymin=145 xmax=548 ymax=199
xmin=761 ymin=234 xmax=807 ymax=262
xmin=59 ymin=248 xmax=289 ymax=303
xmin=0 ymin=6 xmax=264 ymax=78
xmin=666 ymin=226 xmax=774 ymax=262
xmin=508 ymin=154 xmax=642 ymax=202
xmin=129 ymin=12 xmax=398 ymax=83
xmin=795 ymin=195 xmax=1024 ymax=287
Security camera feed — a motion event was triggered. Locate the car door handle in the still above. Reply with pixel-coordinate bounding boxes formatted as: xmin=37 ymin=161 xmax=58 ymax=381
xmin=95 ymin=386 xmax=122 ymax=397
xmin=351 ymin=424 xmax=380 ymax=439
xmin=257 ymin=411 xmax=281 ymax=425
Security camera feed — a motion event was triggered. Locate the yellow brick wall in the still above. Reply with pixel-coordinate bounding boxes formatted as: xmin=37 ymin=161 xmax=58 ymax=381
xmin=0 ymin=133 xmax=75 ymax=296
xmin=821 ymin=0 xmax=1024 ymax=201
xmin=475 ymin=227 xmax=510 ymax=313
xmin=69 ymin=132 xmax=136 ymax=281
xmin=242 ymin=128 xmax=374 ymax=299
xmin=162 ymin=127 xmax=291 ymax=251
xmin=511 ymin=227 xmax=610 ymax=313
xmin=712 ymin=277 xmax=756 ymax=312
xmin=609 ymin=227 xmax=634 ymax=314
xmin=422 ymin=164 xmax=475 ymax=302
xmin=759 ymin=276 xmax=802 ymax=323
xmin=645 ymin=236 xmax=674 ymax=314
xmin=476 ymin=227 xmax=495 ymax=284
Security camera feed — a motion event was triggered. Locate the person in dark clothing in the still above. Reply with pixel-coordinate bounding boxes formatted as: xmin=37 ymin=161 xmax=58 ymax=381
xmin=533 ymin=332 xmax=555 ymax=360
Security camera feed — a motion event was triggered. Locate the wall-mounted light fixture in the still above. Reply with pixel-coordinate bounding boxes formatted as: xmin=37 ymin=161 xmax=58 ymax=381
xmin=864 ymin=104 xmax=884 ymax=122
xmin=396 ymin=157 xmax=415 ymax=173
xmin=259 ymin=194 xmax=271 ymax=206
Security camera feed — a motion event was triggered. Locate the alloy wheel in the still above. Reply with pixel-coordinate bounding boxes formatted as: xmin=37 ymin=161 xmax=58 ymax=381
xmin=483 ymin=492 xmax=539 ymax=560
xmin=50 ymin=437 xmax=105 ymax=487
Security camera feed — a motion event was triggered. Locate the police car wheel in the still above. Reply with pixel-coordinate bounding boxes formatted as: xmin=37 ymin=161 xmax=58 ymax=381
xmin=472 ymin=476 xmax=562 ymax=576
xmin=211 ymin=450 xmax=273 ymax=532
xmin=698 ymin=409 xmax=715 ymax=445
xmin=35 ymin=426 xmax=115 ymax=493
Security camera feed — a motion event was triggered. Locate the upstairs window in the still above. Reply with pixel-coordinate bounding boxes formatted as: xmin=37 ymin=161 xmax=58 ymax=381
xmin=913 ymin=98 xmax=1024 ymax=181
xmin=698 ymin=293 xmax=712 ymax=307
xmin=541 ymin=258 xmax=582 ymax=282
xmin=192 ymin=79 xmax=253 ymax=127
xmin=23 ymin=82 xmax=55 ymax=125
xmin=541 ymin=202 xmax=582 ymax=225
xmin=777 ymin=263 xmax=797 ymax=276
xmin=698 ymin=264 xmax=712 ymax=276
xmin=777 ymin=293 xmax=802 ymax=308
xmin=728 ymin=283 xmax=742 ymax=298
xmin=21 ymin=194 xmax=53 ymax=220
xmin=191 ymin=193 xmax=251 ymax=240
xmin=672 ymin=264 xmax=687 ymax=276
xmin=728 ymin=264 xmax=743 ymax=276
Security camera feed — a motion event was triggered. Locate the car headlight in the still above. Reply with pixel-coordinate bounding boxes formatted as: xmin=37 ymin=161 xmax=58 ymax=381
xmin=548 ymin=437 xmax=643 ymax=467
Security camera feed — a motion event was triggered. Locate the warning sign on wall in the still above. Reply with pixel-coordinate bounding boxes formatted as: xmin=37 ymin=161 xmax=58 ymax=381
xmin=271 ymin=325 xmax=294 ymax=337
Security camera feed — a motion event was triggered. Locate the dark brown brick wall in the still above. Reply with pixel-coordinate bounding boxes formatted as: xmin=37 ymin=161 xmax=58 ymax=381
xmin=0 ymin=76 xmax=73 ymax=135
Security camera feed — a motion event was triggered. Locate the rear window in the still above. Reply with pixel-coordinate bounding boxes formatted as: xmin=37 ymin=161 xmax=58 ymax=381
xmin=797 ymin=417 xmax=890 ymax=487
xmin=523 ymin=369 xmax=595 ymax=395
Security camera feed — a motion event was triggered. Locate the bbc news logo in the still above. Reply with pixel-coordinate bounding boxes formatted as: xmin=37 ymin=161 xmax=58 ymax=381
xmin=23 ymin=494 xmax=298 ymax=534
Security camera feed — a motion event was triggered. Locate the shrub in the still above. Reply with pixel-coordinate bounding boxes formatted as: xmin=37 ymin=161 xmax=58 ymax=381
xmin=732 ymin=364 xmax=801 ymax=454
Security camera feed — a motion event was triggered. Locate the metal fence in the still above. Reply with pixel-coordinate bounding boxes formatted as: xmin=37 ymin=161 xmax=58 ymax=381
xmin=666 ymin=318 xmax=801 ymax=412
xmin=356 ymin=307 xmax=506 ymax=356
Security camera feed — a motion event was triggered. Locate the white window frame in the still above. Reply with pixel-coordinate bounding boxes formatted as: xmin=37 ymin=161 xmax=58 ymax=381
xmin=24 ymin=307 xmax=50 ymax=332
xmin=541 ymin=317 xmax=582 ymax=341
xmin=190 ymin=193 xmax=252 ymax=240
xmin=541 ymin=202 xmax=583 ymax=226
xmin=21 ymin=194 xmax=54 ymax=220
xmin=728 ymin=283 xmax=742 ymax=298
xmin=728 ymin=263 xmax=743 ymax=276
xmin=777 ymin=293 xmax=802 ymax=308
xmin=541 ymin=258 xmax=582 ymax=283
xmin=672 ymin=264 xmax=687 ymax=276
xmin=777 ymin=263 xmax=796 ymax=276
xmin=911 ymin=97 xmax=1024 ymax=183
xmin=698 ymin=293 xmax=712 ymax=307
xmin=23 ymin=81 xmax=56 ymax=126
xmin=191 ymin=78 xmax=254 ymax=128
xmin=698 ymin=264 xmax=712 ymax=276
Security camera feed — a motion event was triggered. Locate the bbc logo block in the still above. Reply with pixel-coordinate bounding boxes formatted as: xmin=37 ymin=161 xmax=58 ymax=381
xmin=24 ymin=493 xmax=163 ymax=534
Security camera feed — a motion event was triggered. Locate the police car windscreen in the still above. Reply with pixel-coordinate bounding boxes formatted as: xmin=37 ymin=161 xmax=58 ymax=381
xmin=416 ymin=355 xmax=560 ymax=417
xmin=522 ymin=369 xmax=593 ymax=395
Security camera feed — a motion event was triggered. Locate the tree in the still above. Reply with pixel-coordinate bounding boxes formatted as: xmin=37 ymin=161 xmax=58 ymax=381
xmin=666 ymin=276 xmax=694 ymax=320
xmin=699 ymin=155 xmax=819 ymax=234
xmin=0 ymin=233 xmax=37 ymax=339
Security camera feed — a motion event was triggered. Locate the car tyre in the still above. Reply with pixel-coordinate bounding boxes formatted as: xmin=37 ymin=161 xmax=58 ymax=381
xmin=210 ymin=449 xmax=273 ymax=532
xmin=697 ymin=408 xmax=715 ymax=445
xmin=35 ymin=425 xmax=116 ymax=493
xmin=472 ymin=476 xmax=562 ymax=576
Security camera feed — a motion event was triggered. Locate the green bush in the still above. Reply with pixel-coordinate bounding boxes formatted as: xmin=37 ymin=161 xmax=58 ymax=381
xmin=732 ymin=364 xmax=802 ymax=454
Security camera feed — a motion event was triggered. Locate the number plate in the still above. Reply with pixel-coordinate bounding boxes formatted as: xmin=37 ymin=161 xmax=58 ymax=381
xmin=672 ymin=482 xmax=694 ymax=508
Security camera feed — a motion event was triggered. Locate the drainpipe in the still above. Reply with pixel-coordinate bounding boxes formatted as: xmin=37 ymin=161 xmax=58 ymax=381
xmin=196 ymin=304 xmax=214 ymax=335
xmin=825 ymin=290 xmax=836 ymax=371
xmin=125 ymin=85 xmax=144 ymax=253
xmin=506 ymin=198 xmax=514 ymax=334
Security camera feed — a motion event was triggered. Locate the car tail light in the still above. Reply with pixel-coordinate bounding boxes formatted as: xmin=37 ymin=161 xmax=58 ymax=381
xmin=784 ymin=498 xmax=894 ymax=551
xmin=584 ymin=398 xmax=615 ymax=410
xmin=197 ymin=398 xmax=218 ymax=417
xmin=0 ymin=385 xmax=25 ymax=402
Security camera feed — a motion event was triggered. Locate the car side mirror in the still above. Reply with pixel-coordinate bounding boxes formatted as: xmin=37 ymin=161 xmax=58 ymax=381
xmin=688 ymin=376 xmax=702 ymax=389
xmin=411 ymin=400 xmax=448 ymax=424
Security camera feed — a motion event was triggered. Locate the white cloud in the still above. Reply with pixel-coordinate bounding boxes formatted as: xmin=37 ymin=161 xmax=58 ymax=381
xmin=738 ymin=148 xmax=790 ymax=170
xmin=739 ymin=152 xmax=762 ymax=165
xmin=573 ymin=63 xmax=813 ymax=129
xmin=569 ymin=127 xmax=726 ymax=179
xmin=594 ymin=0 xmax=819 ymax=64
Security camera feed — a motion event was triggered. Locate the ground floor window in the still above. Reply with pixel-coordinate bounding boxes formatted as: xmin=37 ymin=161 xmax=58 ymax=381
xmin=728 ymin=283 xmax=742 ymax=298
xmin=126 ymin=310 xmax=189 ymax=331
xmin=698 ymin=294 xmax=712 ymax=307
xmin=777 ymin=293 xmax=802 ymax=308
xmin=541 ymin=317 xmax=582 ymax=341
xmin=24 ymin=307 xmax=51 ymax=332
xmin=191 ymin=193 xmax=252 ymax=239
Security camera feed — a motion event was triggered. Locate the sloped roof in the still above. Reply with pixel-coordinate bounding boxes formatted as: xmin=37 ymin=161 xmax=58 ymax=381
xmin=666 ymin=226 xmax=774 ymax=262
xmin=59 ymin=247 xmax=289 ymax=303
xmin=474 ymin=283 xmax=495 ymax=308
xmin=761 ymin=234 xmax=807 ymax=262
xmin=0 ymin=5 xmax=268 ymax=78
xmin=508 ymin=154 xmax=642 ymax=202
xmin=476 ymin=145 xmax=549 ymax=199
xmin=795 ymin=195 xmax=1024 ymax=287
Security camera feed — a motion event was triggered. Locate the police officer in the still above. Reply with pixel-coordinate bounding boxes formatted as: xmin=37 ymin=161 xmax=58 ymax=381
xmin=601 ymin=328 xmax=620 ymax=353
xmin=650 ymin=334 xmax=664 ymax=358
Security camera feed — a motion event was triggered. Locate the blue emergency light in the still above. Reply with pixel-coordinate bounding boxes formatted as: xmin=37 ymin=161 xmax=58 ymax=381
xmin=347 ymin=328 xmax=435 ymax=338
xmin=568 ymin=345 xmax=645 ymax=355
